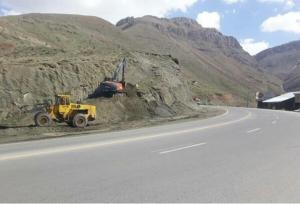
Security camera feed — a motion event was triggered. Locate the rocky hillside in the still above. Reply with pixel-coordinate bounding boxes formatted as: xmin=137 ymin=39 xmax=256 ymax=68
xmin=0 ymin=14 xmax=202 ymax=124
xmin=117 ymin=16 xmax=281 ymax=103
xmin=0 ymin=14 xmax=282 ymax=123
xmin=256 ymin=40 xmax=300 ymax=91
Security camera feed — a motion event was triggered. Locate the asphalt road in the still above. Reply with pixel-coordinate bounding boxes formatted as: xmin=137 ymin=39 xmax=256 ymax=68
xmin=1 ymin=107 xmax=300 ymax=202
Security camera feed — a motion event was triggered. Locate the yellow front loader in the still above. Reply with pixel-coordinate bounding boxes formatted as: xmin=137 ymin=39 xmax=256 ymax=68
xmin=34 ymin=94 xmax=96 ymax=128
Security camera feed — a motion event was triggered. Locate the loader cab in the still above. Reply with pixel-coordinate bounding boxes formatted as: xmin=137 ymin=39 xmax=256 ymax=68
xmin=54 ymin=95 xmax=71 ymax=115
xmin=55 ymin=95 xmax=71 ymax=105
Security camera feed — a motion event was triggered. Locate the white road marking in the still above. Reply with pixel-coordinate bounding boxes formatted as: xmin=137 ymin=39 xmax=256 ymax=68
xmin=152 ymin=144 xmax=191 ymax=153
xmin=0 ymin=110 xmax=251 ymax=162
xmin=159 ymin=143 xmax=206 ymax=154
xmin=213 ymin=108 xmax=229 ymax=118
xmin=247 ymin=128 xmax=261 ymax=134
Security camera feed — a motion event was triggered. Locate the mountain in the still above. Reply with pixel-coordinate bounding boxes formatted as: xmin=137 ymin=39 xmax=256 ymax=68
xmin=256 ymin=40 xmax=300 ymax=91
xmin=117 ymin=16 xmax=281 ymax=103
xmin=0 ymin=14 xmax=282 ymax=123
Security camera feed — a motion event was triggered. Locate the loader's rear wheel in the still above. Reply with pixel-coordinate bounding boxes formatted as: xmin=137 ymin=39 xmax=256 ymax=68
xmin=73 ymin=114 xmax=88 ymax=128
xmin=35 ymin=112 xmax=52 ymax=127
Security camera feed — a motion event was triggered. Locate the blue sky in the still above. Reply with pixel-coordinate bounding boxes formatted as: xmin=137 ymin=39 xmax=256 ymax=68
xmin=0 ymin=0 xmax=299 ymax=55
xmin=168 ymin=0 xmax=300 ymax=54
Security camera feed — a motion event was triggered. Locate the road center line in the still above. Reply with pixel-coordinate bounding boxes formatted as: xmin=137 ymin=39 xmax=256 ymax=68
xmin=247 ymin=128 xmax=261 ymax=134
xmin=159 ymin=143 xmax=206 ymax=154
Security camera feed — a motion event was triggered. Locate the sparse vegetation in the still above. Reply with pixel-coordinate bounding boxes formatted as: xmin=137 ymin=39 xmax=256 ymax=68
xmin=0 ymin=14 xmax=283 ymax=140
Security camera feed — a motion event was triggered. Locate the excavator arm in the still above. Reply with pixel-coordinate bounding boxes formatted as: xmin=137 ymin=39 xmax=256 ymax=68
xmin=112 ymin=58 xmax=127 ymax=82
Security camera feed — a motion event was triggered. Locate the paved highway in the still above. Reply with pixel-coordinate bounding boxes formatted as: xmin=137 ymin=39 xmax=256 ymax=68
xmin=1 ymin=107 xmax=300 ymax=202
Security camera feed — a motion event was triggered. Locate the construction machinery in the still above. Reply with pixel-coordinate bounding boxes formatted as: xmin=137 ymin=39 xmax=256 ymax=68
xmin=34 ymin=94 xmax=96 ymax=128
xmin=89 ymin=58 xmax=127 ymax=98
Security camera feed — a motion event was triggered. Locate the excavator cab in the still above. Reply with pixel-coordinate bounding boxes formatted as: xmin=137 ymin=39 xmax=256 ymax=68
xmin=89 ymin=58 xmax=127 ymax=98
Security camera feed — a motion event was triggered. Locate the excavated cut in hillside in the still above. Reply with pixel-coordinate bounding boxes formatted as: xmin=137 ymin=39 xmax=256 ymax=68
xmin=0 ymin=14 xmax=195 ymax=123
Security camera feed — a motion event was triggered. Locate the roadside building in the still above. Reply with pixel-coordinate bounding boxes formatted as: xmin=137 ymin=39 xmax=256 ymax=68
xmin=259 ymin=92 xmax=300 ymax=111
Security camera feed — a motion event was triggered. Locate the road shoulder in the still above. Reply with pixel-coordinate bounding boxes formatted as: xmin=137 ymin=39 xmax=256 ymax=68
xmin=0 ymin=106 xmax=226 ymax=144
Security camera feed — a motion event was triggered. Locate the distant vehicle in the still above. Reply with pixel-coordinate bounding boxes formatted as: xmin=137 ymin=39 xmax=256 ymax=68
xmin=34 ymin=94 xmax=96 ymax=128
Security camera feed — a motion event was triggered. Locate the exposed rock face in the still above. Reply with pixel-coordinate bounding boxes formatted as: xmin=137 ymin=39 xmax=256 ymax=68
xmin=256 ymin=40 xmax=300 ymax=91
xmin=117 ymin=16 xmax=242 ymax=50
xmin=116 ymin=17 xmax=135 ymax=30
xmin=169 ymin=17 xmax=241 ymax=49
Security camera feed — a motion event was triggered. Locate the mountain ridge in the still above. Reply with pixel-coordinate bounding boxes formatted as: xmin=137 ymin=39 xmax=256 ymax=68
xmin=256 ymin=40 xmax=300 ymax=91
xmin=116 ymin=15 xmax=281 ymax=98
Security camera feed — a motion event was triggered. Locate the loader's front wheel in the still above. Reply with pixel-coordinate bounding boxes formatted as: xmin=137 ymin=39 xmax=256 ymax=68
xmin=73 ymin=114 xmax=88 ymax=128
xmin=34 ymin=112 xmax=52 ymax=127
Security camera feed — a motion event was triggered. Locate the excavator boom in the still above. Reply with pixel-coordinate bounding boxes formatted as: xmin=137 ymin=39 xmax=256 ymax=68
xmin=112 ymin=58 xmax=127 ymax=82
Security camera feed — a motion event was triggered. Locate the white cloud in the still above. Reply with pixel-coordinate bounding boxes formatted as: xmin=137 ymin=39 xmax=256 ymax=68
xmin=257 ymin=0 xmax=295 ymax=9
xmin=222 ymin=0 xmax=244 ymax=4
xmin=0 ymin=0 xmax=198 ymax=23
xmin=0 ymin=8 xmax=20 ymax=16
xmin=196 ymin=11 xmax=221 ymax=30
xmin=261 ymin=12 xmax=300 ymax=33
xmin=240 ymin=38 xmax=269 ymax=55
xmin=285 ymin=0 xmax=296 ymax=9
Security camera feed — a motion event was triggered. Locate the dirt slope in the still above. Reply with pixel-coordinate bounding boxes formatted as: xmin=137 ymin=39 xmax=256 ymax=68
xmin=0 ymin=14 xmax=196 ymax=124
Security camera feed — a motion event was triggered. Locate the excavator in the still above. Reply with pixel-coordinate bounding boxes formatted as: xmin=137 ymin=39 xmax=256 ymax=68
xmin=89 ymin=58 xmax=127 ymax=98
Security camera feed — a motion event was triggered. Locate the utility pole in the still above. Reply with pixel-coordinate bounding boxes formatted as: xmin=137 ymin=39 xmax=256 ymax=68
xmin=246 ymin=89 xmax=250 ymax=108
